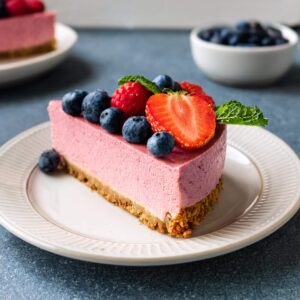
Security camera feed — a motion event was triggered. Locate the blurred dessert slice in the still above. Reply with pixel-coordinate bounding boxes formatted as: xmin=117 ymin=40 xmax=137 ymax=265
xmin=0 ymin=0 xmax=55 ymax=59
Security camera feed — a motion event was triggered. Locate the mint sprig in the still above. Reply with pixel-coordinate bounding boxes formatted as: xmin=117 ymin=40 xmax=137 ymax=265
xmin=118 ymin=75 xmax=161 ymax=94
xmin=215 ymin=100 xmax=268 ymax=126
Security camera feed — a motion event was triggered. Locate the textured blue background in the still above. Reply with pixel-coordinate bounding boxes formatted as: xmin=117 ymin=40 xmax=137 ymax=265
xmin=0 ymin=30 xmax=300 ymax=299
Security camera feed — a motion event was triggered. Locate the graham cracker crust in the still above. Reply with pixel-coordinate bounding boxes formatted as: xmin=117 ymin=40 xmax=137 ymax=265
xmin=0 ymin=39 xmax=56 ymax=59
xmin=64 ymin=161 xmax=223 ymax=238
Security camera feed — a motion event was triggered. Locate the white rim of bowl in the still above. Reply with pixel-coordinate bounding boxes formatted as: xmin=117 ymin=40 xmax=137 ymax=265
xmin=191 ymin=22 xmax=298 ymax=52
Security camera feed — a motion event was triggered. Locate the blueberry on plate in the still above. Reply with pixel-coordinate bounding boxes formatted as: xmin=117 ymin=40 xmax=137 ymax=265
xmin=0 ymin=0 xmax=8 ymax=18
xmin=82 ymin=89 xmax=111 ymax=123
xmin=38 ymin=149 xmax=60 ymax=174
xmin=275 ymin=37 xmax=289 ymax=45
xmin=172 ymin=81 xmax=182 ymax=92
xmin=62 ymin=89 xmax=88 ymax=116
xmin=147 ymin=132 xmax=175 ymax=158
xmin=153 ymin=75 xmax=174 ymax=90
xmin=122 ymin=116 xmax=152 ymax=144
xmin=261 ymin=37 xmax=275 ymax=46
xmin=100 ymin=107 xmax=124 ymax=134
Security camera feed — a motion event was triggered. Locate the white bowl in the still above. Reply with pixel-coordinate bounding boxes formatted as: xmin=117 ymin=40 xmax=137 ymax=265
xmin=190 ymin=23 xmax=298 ymax=86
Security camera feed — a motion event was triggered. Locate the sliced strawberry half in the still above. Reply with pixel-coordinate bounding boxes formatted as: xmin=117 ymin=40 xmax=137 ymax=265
xmin=145 ymin=93 xmax=216 ymax=150
xmin=180 ymin=81 xmax=215 ymax=107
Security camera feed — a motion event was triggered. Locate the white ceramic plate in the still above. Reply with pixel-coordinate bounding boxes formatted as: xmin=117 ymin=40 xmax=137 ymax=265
xmin=0 ymin=23 xmax=77 ymax=86
xmin=0 ymin=123 xmax=299 ymax=266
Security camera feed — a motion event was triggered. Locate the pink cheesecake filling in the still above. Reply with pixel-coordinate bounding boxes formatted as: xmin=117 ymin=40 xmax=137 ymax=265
xmin=49 ymin=101 xmax=226 ymax=220
xmin=0 ymin=11 xmax=55 ymax=52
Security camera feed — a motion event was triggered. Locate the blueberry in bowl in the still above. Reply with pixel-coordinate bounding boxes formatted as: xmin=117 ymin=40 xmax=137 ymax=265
xmin=190 ymin=21 xmax=298 ymax=86
xmin=198 ymin=21 xmax=289 ymax=48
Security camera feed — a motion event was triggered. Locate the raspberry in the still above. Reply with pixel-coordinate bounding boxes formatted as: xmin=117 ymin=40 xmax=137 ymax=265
xmin=25 ymin=0 xmax=45 ymax=13
xmin=6 ymin=0 xmax=28 ymax=16
xmin=111 ymin=82 xmax=152 ymax=117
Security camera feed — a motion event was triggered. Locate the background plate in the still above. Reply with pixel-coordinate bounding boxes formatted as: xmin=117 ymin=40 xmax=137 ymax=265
xmin=0 ymin=123 xmax=299 ymax=266
xmin=0 ymin=23 xmax=77 ymax=86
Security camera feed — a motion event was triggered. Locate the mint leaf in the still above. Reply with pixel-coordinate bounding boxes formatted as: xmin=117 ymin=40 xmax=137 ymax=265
xmin=215 ymin=100 xmax=268 ymax=126
xmin=118 ymin=75 xmax=161 ymax=94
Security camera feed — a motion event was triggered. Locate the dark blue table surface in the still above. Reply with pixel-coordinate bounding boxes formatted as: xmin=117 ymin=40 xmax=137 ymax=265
xmin=0 ymin=29 xmax=300 ymax=300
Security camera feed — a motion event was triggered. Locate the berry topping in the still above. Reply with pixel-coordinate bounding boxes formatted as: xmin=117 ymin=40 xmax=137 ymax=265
xmin=111 ymin=82 xmax=151 ymax=117
xmin=152 ymin=75 xmax=174 ymax=91
xmin=38 ymin=149 xmax=60 ymax=174
xmin=100 ymin=107 xmax=124 ymax=134
xmin=6 ymin=0 xmax=28 ymax=16
xmin=147 ymin=132 xmax=175 ymax=157
xmin=122 ymin=116 xmax=152 ymax=144
xmin=82 ymin=89 xmax=111 ymax=123
xmin=25 ymin=0 xmax=45 ymax=13
xmin=62 ymin=89 xmax=88 ymax=116
xmin=180 ymin=82 xmax=215 ymax=107
xmin=171 ymin=81 xmax=182 ymax=92
xmin=145 ymin=93 xmax=216 ymax=150
xmin=180 ymin=81 xmax=205 ymax=96
xmin=0 ymin=0 xmax=8 ymax=18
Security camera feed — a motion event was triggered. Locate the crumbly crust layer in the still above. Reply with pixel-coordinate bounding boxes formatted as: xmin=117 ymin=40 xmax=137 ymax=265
xmin=0 ymin=39 xmax=56 ymax=59
xmin=65 ymin=160 xmax=223 ymax=238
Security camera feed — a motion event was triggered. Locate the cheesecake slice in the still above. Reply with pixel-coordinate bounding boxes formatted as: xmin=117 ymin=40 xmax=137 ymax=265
xmin=48 ymin=101 xmax=226 ymax=238
xmin=0 ymin=11 xmax=56 ymax=59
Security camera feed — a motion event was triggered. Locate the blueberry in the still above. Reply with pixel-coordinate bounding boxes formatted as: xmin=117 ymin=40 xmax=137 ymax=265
xmin=100 ymin=107 xmax=124 ymax=134
xmin=275 ymin=37 xmax=289 ymax=45
xmin=247 ymin=35 xmax=260 ymax=45
xmin=250 ymin=28 xmax=268 ymax=39
xmin=228 ymin=34 xmax=240 ymax=46
xmin=210 ymin=26 xmax=227 ymax=34
xmin=210 ymin=32 xmax=224 ymax=44
xmin=266 ymin=26 xmax=283 ymax=38
xmin=147 ymin=132 xmax=175 ymax=158
xmin=0 ymin=0 xmax=8 ymax=18
xmin=250 ymin=21 xmax=264 ymax=32
xmin=219 ymin=28 xmax=232 ymax=44
xmin=38 ymin=149 xmax=60 ymax=174
xmin=153 ymin=75 xmax=173 ymax=91
xmin=236 ymin=21 xmax=251 ymax=31
xmin=261 ymin=37 xmax=275 ymax=46
xmin=172 ymin=81 xmax=182 ymax=92
xmin=82 ymin=89 xmax=111 ymax=123
xmin=122 ymin=116 xmax=152 ymax=144
xmin=62 ymin=89 xmax=88 ymax=116
xmin=237 ymin=30 xmax=251 ymax=43
xmin=199 ymin=29 xmax=213 ymax=41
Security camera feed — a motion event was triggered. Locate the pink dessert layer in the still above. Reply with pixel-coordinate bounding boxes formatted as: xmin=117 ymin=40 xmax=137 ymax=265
xmin=49 ymin=101 xmax=227 ymax=220
xmin=0 ymin=11 xmax=55 ymax=52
